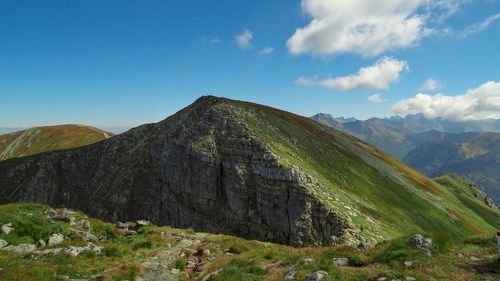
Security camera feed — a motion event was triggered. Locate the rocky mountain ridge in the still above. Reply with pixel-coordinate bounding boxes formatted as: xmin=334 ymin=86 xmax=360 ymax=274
xmin=1 ymin=96 xmax=498 ymax=249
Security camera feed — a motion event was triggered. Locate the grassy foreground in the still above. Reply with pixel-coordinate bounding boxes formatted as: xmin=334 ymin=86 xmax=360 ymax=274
xmin=0 ymin=203 xmax=498 ymax=281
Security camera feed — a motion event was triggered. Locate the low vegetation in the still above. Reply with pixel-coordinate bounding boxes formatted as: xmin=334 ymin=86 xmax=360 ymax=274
xmin=0 ymin=203 xmax=498 ymax=281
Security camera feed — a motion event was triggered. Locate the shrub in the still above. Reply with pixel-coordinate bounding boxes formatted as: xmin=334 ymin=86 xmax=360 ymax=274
xmin=174 ymin=259 xmax=185 ymax=271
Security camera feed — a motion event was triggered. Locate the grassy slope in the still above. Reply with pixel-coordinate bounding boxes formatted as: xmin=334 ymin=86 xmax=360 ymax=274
xmin=0 ymin=124 xmax=113 ymax=161
xmin=221 ymin=100 xmax=500 ymax=242
xmin=1 ymin=203 xmax=498 ymax=281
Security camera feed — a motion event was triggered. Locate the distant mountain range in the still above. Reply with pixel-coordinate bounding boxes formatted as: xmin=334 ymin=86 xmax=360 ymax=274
xmin=311 ymin=113 xmax=500 ymax=203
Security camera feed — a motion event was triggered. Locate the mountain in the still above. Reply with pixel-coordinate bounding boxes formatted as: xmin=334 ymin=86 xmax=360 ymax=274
xmin=0 ymin=96 xmax=498 ymax=247
xmin=403 ymin=132 xmax=500 ymax=203
xmin=0 ymin=124 xmax=114 ymax=161
xmin=311 ymin=113 xmax=500 ymax=160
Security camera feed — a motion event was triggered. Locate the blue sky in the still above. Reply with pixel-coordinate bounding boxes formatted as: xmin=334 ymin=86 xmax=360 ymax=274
xmin=0 ymin=0 xmax=499 ymax=128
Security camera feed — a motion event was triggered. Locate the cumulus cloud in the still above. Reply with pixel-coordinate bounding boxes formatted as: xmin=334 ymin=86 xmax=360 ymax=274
xmin=286 ymin=0 xmax=478 ymax=57
xmin=392 ymin=81 xmax=500 ymax=121
xmin=368 ymin=94 xmax=387 ymax=104
xmin=235 ymin=29 xmax=253 ymax=49
xmin=421 ymin=78 xmax=442 ymax=92
xmin=317 ymin=57 xmax=408 ymax=91
xmin=259 ymin=47 xmax=274 ymax=54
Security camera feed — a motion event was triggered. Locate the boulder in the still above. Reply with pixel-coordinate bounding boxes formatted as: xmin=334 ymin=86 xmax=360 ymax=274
xmin=47 ymin=209 xmax=75 ymax=225
xmin=67 ymin=228 xmax=98 ymax=242
xmin=304 ymin=270 xmax=328 ymax=281
xmin=48 ymin=233 xmax=65 ymax=246
xmin=0 ymin=239 xmax=8 ymax=248
xmin=409 ymin=234 xmax=432 ymax=254
xmin=1 ymin=223 xmax=13 ymax=234
xmin=1 ymin=244 xmax=36 ymax=254
xmin=135 ymin=220 xmax=150 ymax=229
xmin=38 ymin=239 xmax=47 ymax=248
xmin=333 ymin=257 xmax=349 ymax=266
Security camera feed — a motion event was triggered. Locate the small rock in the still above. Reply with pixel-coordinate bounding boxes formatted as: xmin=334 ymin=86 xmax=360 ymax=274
xmin=404 ymin=261 xmax=413 ymax=269
xmin=410 ymin=234 xmax=432 ymax=254
xmin=2 ymin=223 xmax=13 ymax=234
xmin=65 ymin=246 xmax=89 ymax=257
xmin=406 ymin=277 xmax=416 ymax=281
xmin=38 ymin=239 xmax=46 ymax=248
xmin=48 ymin=233 xmax=65 ymax=246
xmin=303 ymin=258 xmax=315 ymax=265
xmin=377 ymin=277 xmax=388 ymax=281
xmin=136 ymin=220 xmax=150 ymax=227
xmin=284 ymin=264 xmax=299 ymax=280
xmin=171 ymin=268 xmax=180 ymax=274
xmin=0 ymin=239 xmax=8 ymax=248
xmin=304 ymin=270 xmax=328 ymax=281
xmin=333 ymin=257 xmax=349 ymax=266
xmin=186 ymin=261 xmax=197 ymax=269
xmin=202 ymin=249 xmax=211 ymax=257
xmin=470 ymin=256 xmax=482 ymax=261
xmin=78 ymin=220 xmax=91 ymax=230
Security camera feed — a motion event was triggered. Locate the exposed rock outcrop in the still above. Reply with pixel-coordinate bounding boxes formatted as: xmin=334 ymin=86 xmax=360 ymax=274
xmin=0 ymin=96 xmax=351 ymax=246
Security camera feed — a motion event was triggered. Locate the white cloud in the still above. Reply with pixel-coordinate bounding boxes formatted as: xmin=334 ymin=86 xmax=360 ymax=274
xmin=317 ymin=57 xmax=408 ymax=91
xmin=259 ymin=47 xmax=274 ymax=54
xmin=392 ymin=81 xmax=500 ymax=121
xmin=368 ymin=94 xmax=387 ymax=104
xmin=457 ymin=13 xmax=500 ymax=39
xmin=235 ymin=29 xmax=253 ymax=49
xmin=294 ymin=76 xmax=316 ymax=86
xmin=286 ymin=0 xmax=473 ymax=57
xmin=421 ymin=78 xmax=442 ymax=92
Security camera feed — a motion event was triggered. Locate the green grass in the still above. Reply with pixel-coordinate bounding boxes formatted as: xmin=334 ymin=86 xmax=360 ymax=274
xmin=0 ymin=124 xmax=113 ymax=161
xmin=1 ymin=203 xmax=499 ymax=281
xmin=219 ymin=100 xmax=499 ymax=242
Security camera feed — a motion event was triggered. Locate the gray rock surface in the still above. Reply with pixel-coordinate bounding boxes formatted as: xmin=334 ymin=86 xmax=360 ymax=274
xmin=410 ymin=234 xmax=432 ymax=254
xmin=0 ymin=239 xmax=7 ymax=248
xmin=0 ymin=96 xmax=350 ymax=246
xmin=0 ymin=243 xmax=36 ymax=254
xmin=333 ymin=257 xmax=349 ymax=266
xmin=48 ymin=233 xmax=65 ymax=246
xmin=1 ymin=223 xmax=13 ymax=234
xmin=304 ymin=270 xmax=328 ymax=281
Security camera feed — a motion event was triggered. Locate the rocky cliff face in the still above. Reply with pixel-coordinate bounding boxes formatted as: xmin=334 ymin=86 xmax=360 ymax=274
xmin=0 ymin=96 xmax=351 ymax=246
